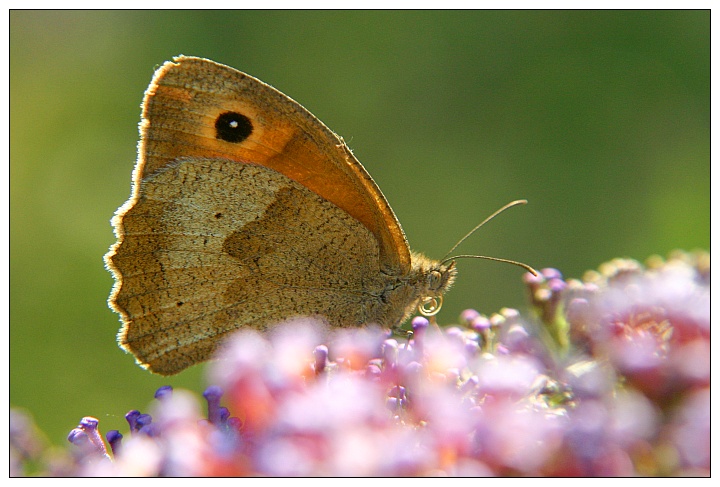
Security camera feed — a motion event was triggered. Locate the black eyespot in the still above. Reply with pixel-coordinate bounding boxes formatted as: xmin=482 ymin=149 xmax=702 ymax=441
xmin=215 ymin=111 xmax=253 ymax=143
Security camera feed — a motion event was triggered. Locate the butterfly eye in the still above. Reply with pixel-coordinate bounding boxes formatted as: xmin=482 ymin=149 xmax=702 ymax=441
xmin=428 ymin=269 xmax=443 ymax=291
xmin=215 ymin=111 xmax=253 ymax=143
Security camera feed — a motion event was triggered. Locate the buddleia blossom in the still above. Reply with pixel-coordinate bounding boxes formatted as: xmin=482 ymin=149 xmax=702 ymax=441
xmin=10 ymin=250 xmax=709 ymax=476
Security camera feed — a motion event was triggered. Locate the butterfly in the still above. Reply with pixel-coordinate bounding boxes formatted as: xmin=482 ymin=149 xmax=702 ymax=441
xmin=105 ymin=56 xmax=531 ymax=375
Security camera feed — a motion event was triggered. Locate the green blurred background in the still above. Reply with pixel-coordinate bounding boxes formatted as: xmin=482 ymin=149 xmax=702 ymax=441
xmin=10 ymin=10 xmax=709 ymax=446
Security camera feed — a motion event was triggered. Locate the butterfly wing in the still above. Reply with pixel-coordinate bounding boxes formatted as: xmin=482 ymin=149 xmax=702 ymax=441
xmin=106 ymin=56 xmax=415 ymax=374
xmin=108 ymin=158 xmax=395 ymax=374
xmin=136 ymin=55 xmax=410 ymax=272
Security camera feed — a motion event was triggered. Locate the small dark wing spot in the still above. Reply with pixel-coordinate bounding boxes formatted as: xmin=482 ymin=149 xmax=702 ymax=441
xmin=215 ymin=112 xmax=253 ymax=143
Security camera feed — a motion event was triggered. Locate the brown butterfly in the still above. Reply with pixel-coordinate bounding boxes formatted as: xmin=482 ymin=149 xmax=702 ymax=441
xmin=105 ymin=55 xmax=531 ymax=375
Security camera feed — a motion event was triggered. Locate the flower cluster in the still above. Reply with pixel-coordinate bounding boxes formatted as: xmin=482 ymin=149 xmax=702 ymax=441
xmin=10 ymin=250 xmax=710 ymax=476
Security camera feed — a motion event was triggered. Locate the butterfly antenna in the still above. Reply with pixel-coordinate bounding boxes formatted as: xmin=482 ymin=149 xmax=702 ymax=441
xmin=442 ymin=254 xmax=538 ymax=276
xmin=441 ymin=199 xmax=538 ymax=276
xmin=442 ymin=199 xmax=527 ymax=259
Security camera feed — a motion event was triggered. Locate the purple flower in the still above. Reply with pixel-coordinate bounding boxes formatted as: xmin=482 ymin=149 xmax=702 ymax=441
xmin=580 ymin=254 xmax=709 ymax=403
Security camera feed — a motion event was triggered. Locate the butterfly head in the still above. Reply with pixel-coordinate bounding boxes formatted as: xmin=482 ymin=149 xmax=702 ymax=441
xmin=408 ymin=251 xmax=457 ymax=317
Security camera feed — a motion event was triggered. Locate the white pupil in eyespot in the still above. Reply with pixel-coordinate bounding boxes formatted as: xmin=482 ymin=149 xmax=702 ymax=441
xmin=229 ymin=120 xmax=238 ymax=128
